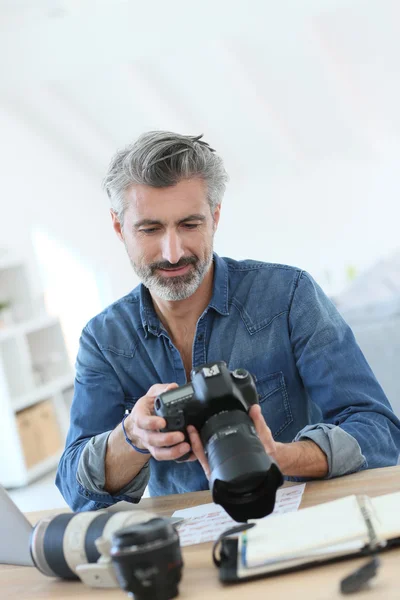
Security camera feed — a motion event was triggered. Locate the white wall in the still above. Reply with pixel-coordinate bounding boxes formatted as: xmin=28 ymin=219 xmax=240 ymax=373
xmin=0 ymin=106 xmax=137 ymax=358
xmin=1 ymin=104 xmax=400 ymax=359
xmin=217 ymin=147 xmax=400 ymax=296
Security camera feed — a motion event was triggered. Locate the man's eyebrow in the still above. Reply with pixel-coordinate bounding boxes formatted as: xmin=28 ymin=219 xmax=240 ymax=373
xmin=133 ymin=219 xmax=164 ymax=229
xmin=177 ymin=214 xmax=206 ymax=224
xmin=134 ymin=214 xmax=206 ymax=229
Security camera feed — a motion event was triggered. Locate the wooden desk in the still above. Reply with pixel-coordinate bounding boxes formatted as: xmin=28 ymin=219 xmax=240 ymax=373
xmin=2 ymin=465 xmax=400 ymax=599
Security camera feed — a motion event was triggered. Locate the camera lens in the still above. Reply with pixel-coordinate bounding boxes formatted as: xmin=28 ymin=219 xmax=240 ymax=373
xmin=30 ymin=512 xmax=113 ymax=579
xmin=201 ymin=410 xmax=283 ymax=522
xmin=110 ymin=518 xmax=183 ymax=600
xmin=30 ymin=510 xmax=160 ymax=584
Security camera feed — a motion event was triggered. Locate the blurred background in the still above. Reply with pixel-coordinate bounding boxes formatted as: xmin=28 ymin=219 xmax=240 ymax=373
xmin=1 ymin=0 xmax=400 ymax=509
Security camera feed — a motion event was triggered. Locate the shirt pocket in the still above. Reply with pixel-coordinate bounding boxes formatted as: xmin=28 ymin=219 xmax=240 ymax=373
xmin=253 ymin=371 xmax=293 ymax=438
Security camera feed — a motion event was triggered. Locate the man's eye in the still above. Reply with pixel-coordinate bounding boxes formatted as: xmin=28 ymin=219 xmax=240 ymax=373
xmin=182 ymin=223 xmax=200 ymax=229
xmin=140 ymin=228 xmax=159 ymax=234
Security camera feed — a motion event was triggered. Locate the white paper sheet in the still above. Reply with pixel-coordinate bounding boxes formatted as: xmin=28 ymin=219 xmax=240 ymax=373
xmin=172 ymin=483 xmax=305 ymax=547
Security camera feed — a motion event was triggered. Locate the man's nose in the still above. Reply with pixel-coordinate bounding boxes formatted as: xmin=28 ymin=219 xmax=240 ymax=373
xmin=161 ymin=230 xmax=185 ymax=265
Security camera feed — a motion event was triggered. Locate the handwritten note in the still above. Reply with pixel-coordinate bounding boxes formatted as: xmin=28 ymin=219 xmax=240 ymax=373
xmin=172 ymin=484 xmax=305 ymax=547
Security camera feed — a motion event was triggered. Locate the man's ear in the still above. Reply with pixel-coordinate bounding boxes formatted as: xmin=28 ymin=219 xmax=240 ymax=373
xmin=111 ymin=210 xmax=124 ymax=242
xmin=213 ymin=204 xmax=221 ymax=231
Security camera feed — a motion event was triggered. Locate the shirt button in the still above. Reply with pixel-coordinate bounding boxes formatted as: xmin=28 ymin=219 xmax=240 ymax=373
xmin=198 ymin=334 xmax=204 ymax=341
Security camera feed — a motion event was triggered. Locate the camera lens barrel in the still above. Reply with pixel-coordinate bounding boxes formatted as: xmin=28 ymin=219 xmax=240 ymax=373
xmin=30 ymin=511 xmax=114 ymax=580
xmin=110 ymin=518 xmax=183 ymax=600
xmin=30 ymin=509 xmax=162 ymax=587
xmin=201 ymin=409 xmax=283 ymax=522
xmin=201 ymin=409 xmax=264 ymax=474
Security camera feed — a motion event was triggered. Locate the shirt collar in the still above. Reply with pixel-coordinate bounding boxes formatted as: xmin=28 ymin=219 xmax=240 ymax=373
xmin=139 ymin=253 xmax=229 ymax=337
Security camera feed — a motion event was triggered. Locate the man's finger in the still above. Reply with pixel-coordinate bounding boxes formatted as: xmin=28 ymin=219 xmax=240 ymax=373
xmin=136 ymin=413 xmax=166 ymax=431
xmin=150 ymin=442 xmax=191 ymax=461
xmin=134 ymin=383 xmax=179 ymax=427
xmin=146 ymin=382 xmax=179 ymax=398
xmin=187 ymin=425 xmax=210 ymax=479
xmin=183 ymin=453 xmax=197 ymax=462
xmin=249 ymin=405 xmax=275 ymax=452
xmin=140 ymin=429 xmax=186 ymax=448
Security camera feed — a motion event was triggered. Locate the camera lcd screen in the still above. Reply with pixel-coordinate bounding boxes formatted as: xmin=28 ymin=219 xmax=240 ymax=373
xmin=163 ymin=384 xmax=193 ymax=403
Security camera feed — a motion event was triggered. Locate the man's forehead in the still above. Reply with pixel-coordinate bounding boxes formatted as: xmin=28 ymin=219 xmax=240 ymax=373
xmin=125 ymin=180 xmax=210 ymax=219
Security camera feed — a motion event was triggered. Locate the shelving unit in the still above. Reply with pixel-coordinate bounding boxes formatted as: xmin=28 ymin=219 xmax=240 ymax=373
xmin=0 ymin=257 xmax=74 ymax=488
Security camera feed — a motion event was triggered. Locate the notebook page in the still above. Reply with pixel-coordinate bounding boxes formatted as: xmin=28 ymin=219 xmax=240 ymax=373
xmin=237 ymin=539 xmax=364 ymax=578
xmin=371 ymin=491 xmax=400 ymax=540
xmin=244 ymin=495 xmax=368 ymax=568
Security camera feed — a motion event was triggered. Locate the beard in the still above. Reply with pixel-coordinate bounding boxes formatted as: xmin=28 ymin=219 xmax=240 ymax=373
xmin=130 ymin=248 xmax=214 ymax=301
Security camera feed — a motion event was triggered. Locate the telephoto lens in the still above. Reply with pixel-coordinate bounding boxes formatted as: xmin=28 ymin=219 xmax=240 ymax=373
xmin=110 ymin=518 xmax=183 ymax=600
xmin=30 ymin=509 xmax=158 ymax=587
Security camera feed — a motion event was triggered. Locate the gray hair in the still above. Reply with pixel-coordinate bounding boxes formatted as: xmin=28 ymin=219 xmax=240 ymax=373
xmin=103 ymin=131 xmax=228 ymax=223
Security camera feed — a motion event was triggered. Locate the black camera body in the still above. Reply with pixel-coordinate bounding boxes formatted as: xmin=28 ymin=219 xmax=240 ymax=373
xmin=154 ymin=362 xmax=259 ymax=454
xmin=154 ymin=361 xmax=283 ymax=522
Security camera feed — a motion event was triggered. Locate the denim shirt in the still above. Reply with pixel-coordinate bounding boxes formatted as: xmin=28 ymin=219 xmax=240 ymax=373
xmin=56 ymin=254 xmax=400 ymax=511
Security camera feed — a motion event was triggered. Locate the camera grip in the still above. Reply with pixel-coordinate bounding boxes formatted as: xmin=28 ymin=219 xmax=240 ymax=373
xmin=175 ymin=430 xmax=192 ymax=463
xmin=161 ymin=412 xmax=186 ymax=433
xmin=160 ymin=413 xmax=192 ymax=462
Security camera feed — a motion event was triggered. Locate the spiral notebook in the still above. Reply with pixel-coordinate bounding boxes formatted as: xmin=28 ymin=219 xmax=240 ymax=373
xmin=216 ymin=491 xmax=400 ymax=582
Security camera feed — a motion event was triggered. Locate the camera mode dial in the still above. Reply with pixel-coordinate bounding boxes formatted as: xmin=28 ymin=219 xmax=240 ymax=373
xmin=232 ymin=368 xmax=249 ymax=380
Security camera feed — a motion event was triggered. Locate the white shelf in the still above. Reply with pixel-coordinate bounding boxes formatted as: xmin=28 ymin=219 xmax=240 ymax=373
xmin=0 ymin=257 xmax=71 ymax=489
xmin=12 ymin=373 xmax=75 ymax=412
xmin=26 ymin=451 xmax=62 ymax=485
xmin=0 ymin=313 xmax=59 ymax=342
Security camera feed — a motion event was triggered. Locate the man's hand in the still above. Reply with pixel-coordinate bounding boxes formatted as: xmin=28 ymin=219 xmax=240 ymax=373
xmin=124 ymin=383 xmax=191 ymax=461
xmin=187 ymin=404 xmax=329 ymax=479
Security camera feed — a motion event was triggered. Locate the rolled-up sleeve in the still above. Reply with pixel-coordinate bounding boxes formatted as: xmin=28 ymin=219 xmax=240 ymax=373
xmin=289 ymin=272 xmax=400 ymax=478
xmin=77 ymin=431 xmax=150 ymax=500
xmin=56 ymin=325 xmax=148 ymax=511
xmin=293 ymin=423 xmax=366 ymax=477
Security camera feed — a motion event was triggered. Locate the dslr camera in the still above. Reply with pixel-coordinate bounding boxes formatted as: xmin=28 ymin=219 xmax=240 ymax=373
xmin=154 ymin=361 xmax=283 ymax=522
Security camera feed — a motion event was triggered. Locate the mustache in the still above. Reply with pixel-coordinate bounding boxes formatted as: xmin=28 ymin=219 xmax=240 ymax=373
xmin=149 ymin=256 xmax=198 ymax=272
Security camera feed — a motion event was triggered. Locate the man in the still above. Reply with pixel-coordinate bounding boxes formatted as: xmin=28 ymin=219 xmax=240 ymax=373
xmin=56 ymin=131 xmax=400 ymax=511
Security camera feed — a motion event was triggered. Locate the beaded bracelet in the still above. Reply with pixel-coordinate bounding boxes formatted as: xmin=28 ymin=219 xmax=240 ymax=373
xmin=121 ymin=413 xmax=150 ymax=455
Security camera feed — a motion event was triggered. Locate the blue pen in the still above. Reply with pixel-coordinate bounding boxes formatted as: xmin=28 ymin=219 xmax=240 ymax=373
xmin=241 ymin=530 xmax=248 ymax=567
